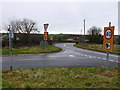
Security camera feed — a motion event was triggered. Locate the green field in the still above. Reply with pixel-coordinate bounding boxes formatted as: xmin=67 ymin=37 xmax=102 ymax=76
xmin=74 ymin=44 xmax=120 ymax=55
xmin=2 ymin=45 xmax=62 ymax=55
xmin=2 ymin=67 xmax=119 ymax=88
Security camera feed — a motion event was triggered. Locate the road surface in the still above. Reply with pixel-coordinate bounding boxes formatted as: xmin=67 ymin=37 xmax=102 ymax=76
xmin=2 ymin=43 xmax=119 ymax=69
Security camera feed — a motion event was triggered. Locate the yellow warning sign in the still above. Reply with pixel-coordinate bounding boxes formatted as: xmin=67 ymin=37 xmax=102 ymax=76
xmin=102 ymin=26 xmax=114 ymax=52
xmin=44 ymin=32 xmax=48 ymax=41
xmin=50 ymin=36 xmax=53 ymax=40
xmin=44 ymin=35 xmax=48 ymax=41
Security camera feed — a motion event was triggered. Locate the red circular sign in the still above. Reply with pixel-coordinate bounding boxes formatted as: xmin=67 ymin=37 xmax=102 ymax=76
xmin=104 ymin=28 xmax=112 ymax=40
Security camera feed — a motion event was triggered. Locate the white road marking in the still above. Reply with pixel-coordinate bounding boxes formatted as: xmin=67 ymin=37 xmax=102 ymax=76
xmin=64 ymin=44 xmax=66 ymax=47
xmin=93 ymin=56 xmax=96 ymax=58
xmin=69 ymin=55 xmax=75 ymax=57
xmin=103 ymin=58 xmax=106 ymax=60
xmin=89 ymin=56 xmax=93 ymax=58
xmin=18 ymin=59 xmax=39 ymax=61
xmin=92 ymin=52 xmax=118 ymax=57
xmin=75 ymin=47 xmax=118 ymax=58
xmin=57 ymin=43 xmax=118 ymax=56
xmin=97 ymin=57 xmax=101 ymax=59
xmin=48 ymin=56 xmax=56 ymax=57
xmin=109 ymin=60 xmax=114 ymax=62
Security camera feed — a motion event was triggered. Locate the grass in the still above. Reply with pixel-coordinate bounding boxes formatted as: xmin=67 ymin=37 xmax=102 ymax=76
xmin=74 ymin=44 xmax=120 ymax=55
xmin=2 ymin=67 xmax=119 ymax=88
xmin=2 ymin=45 xmax=62 ymax=55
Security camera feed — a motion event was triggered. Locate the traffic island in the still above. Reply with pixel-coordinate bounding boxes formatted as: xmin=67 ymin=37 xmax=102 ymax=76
xmin=2 ymin=45 xmax=62 ymax=55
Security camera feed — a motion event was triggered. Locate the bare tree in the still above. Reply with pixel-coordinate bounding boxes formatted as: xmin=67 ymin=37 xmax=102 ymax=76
xmin=4 ymin=18 xmax=39 ymax=46
xmin=7 ymin=18 xmax=38 ymax=34
xmin=87 ymin=26 xmax=102 ymax=44
xmin=87 ymin=26 xmax=102 ymax=35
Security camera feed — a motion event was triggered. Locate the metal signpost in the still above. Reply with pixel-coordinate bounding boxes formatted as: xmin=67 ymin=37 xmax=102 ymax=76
xmin=43 ymin=24 xmax=49 ymax=50
xmin=102 ymin=22 xmax=114 ymax=68
xmin=8 ymin=25 xmax=14 ymax=70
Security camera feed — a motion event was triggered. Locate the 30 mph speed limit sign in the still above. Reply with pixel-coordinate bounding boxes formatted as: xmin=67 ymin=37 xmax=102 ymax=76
xmin=102 ymin=26 xmax=114 ymax=52
xmin=105 ymin=30 xmax=112 ymax=39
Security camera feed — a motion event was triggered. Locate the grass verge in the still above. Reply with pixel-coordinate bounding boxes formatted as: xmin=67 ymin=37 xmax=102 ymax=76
xmin=2 ymin=67 xmax=119 ymax=88
xmin=74 ymin=44 xmax=120 ymax=55
xmin=2 ymin=45 xmax=62 ymax=55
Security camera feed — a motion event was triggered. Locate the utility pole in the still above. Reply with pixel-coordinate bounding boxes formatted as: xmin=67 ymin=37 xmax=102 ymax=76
xmin=84 ymin=19 xmax=85 ymax=43
xmin=84 ymin=19 xmax=85 ymax=35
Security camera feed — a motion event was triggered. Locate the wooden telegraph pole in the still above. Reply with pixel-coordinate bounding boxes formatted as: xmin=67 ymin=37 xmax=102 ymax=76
xmin=84 ymin=19 xmax=85 ymax=35
xmin=84 ymin=19 xmax=85 ymax=44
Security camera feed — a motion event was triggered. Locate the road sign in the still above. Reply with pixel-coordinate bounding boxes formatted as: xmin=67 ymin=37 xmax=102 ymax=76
xmin=44 ymin=32 xmax=48 ymax=36
xmin=44 ymin=24 xmax=49 ymax=32
xmin=44 ymin=36 xmax=48 ymax=41
xmin=44 ymin=32 xmax=48 ymax=41
xmin=105 ymin=42 xmax=110 ymax=49
xmin=9 ymin=30 xmax=14 ymax=39
xmin=50 ymin=36 xmax=53 ymax=40
xmin=102 ymin=26 xmax=114 ymax=52
xmin=105 ymin=29 xmax=112 ymax=39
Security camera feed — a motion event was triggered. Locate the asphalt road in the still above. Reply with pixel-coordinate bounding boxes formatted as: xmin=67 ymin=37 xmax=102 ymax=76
xmin=2 ymin=43 xmax=119 ymax=69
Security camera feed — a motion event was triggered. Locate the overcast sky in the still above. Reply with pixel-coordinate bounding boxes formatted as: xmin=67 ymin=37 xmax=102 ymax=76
xmin=1 ymin=0 xmax=119 ymax=35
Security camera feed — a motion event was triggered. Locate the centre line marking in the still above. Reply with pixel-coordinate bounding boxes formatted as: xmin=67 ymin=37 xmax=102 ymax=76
xmin=97 ymin=57 xmax=101 ymax=59
xmin=18 ymin=59 xmax=39 ymax=61
xmin=109 ymin=60 xmax=114 ymax=62
xmin=89 ymin=56 xmax=93 ymax=58
xmin=103 ymin=58 xmax=106 ymax=60
xmin=48 ymin=56 xmax=56 ymax=57
xmin=69 ymin=55 xmax=75 ymax=57
xmin=93 ymin=56 xmax=96 ymax=58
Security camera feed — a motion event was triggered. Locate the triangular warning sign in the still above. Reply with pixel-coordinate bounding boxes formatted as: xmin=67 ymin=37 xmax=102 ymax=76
xmin=44 ymin=24 xmax=49 ymax=31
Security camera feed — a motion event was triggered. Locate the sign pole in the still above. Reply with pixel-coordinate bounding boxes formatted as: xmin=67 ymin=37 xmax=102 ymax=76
xmin=10 ymin=35 xmax=13 ymax=70
xmin=106 ymin=22 xmax=111 ymax=68
xmin=45 ymin=40 xmax=46 ymax=51
xmin=106 ymin=51 xmax=109 ymax=68
xmin=44 ymin=24 xmax=49 ymax=51
xmin=8 ymin=25 xmax=13 ymax=70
